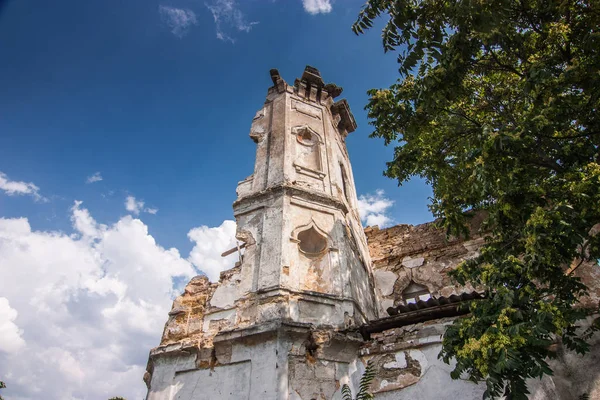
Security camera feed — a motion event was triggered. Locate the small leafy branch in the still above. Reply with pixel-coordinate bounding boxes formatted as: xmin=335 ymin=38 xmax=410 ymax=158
xmin=341 ymin=360 xmax=376 ymax=400
xmin=0 ymin=380 xmax=6 ymax=400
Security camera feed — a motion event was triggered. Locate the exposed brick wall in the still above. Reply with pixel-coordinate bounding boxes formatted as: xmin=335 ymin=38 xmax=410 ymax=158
xmin=365 ymin=213 xmax=600 ymax=313
xmin=364 ymin=216 xmax=486 ymax=315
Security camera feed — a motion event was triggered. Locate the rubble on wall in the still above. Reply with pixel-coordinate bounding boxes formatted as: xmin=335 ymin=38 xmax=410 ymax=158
xmin=365 ymin=213 xmax=485 ymax=267
xmin=160 ymin=275 xmax=217 ymax=347
xmin=364 ymin=215 xmax=486 ymax=315
xmin=159 ymin=265 xmax=243 ymax=349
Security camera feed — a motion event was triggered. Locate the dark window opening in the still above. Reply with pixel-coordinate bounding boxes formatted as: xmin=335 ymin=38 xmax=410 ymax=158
xmin=340 ymin=164 xmax=350 ymax=203
xmin=402 ymin=281 xmax=431 ymax=304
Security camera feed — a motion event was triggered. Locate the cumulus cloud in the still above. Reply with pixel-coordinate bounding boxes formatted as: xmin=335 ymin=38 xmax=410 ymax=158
xmin=85 ymin=172 xmax=103 ymax=184
xmin=188 ymin=220 xmax=239 ymax=281
xmin=125 ymin=195 xmax=144 ymax=215
xmin=0 ymin=171 xmax=46 ymax=202
xmin=72 ymin=200 xmax=106 ymax=238
xmin=0 ymin=298 xmax=26 ymax=354
xmin=302 ymin=0 xmax=333 ymax=14
xmin=0 ymin=202 xmax=201 ymax=399
xmin=357 ymin=189 xmax=395 ymax=228
xmin=159 ymin=5 xmax=198 ymax=37
xmin=125 ymin=196 xmax=158 ymax=215
xmin=206 ymin=0 xmax=258 ymax=42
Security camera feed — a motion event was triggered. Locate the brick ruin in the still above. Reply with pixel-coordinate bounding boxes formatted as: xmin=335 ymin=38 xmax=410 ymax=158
xmin=144 ymin=67 xmax=600 ymax=400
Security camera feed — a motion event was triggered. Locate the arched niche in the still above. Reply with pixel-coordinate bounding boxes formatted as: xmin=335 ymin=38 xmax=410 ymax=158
xmin=291 ymin=220 xmax=338 ymax=295
xmin=298 ymin=227 xmax=327 ymax=255
xmin=291 ymin=221 xmax=332 ymax=257
xmin=291 ymin=126 xmax=323 ymax=173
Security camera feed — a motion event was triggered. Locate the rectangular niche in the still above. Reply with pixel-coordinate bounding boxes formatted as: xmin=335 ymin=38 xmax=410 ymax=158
xmin=291 ymin=99 xmax=322 ymax=120
xmin=172 ymin=361 xmax=252 ymax=400
xmin=298 ymin=299 xmax=338 ymax=325
xmin=291 ymin=125 xmax=327 ymax=190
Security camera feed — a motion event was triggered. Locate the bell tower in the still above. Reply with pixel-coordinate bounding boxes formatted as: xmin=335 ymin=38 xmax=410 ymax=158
xmin=145 ymin=66 xmax=377 ymax=400
xmin=232 ymin=66 xmax=377 ymax=327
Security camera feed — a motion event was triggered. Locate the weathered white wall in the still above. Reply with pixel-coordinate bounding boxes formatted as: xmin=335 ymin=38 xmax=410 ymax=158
xmin=360 ymin=315 xmax=600 ymax=400
xmin=370 ymin=344 xmax=485 ymax=400
xmin=147 ymin=325 xmax=369 ymax=400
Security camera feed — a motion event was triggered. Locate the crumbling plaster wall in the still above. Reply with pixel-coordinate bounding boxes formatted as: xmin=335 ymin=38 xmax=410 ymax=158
xmin=365 ymin=214 xmax=487 ymax=316
xmin=148 ymin=316 xmax=368 ymax=400
xmin=366 ymin=215 xmax=600 ymax=314
xmin=363 ymin=217 xmax=600 ymax=400
xmin=359 ymin=317 xmax=486 ymax=398
xmin=359 ymin=314 xmax=600 ymax=400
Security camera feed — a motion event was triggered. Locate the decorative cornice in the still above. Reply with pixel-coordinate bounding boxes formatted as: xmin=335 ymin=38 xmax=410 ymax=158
xmin=331 ymin=99 xmax=357 ymax=134
xmin=233 ymin=183 xmax=349 ymax=215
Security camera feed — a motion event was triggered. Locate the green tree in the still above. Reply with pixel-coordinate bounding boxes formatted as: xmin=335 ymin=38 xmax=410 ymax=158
xmin=353 ymin=0 xmax=600 ymax=398
xmin=0 ymin=380 xmax=5 ymax=400
xmin=341 ymin=360 xmax=376 ymax=400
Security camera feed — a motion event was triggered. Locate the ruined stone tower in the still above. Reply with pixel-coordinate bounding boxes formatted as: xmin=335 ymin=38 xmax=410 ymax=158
xmin=229 ymin=65 xmax=377 ymax=328
xmin=145 ymin=66 xmax=600 ymax=400
xmin=144 ymin=66 xmax=379 ymax=399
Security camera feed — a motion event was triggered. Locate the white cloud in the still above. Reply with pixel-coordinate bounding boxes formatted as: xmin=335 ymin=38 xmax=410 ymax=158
xmin=125 ymin=196 xmax=159 ymax=216
xmin=0 ymin=297 xmax=26 ymax=354
xmin=85 ymin=172 xmax=103 ymax=184
xmin=0 ymin=171 xmax=46 ymax=202
xmin=125 ymin=195 xmax=144 ymax=215
xmin=0 ymin=203 xmax=201 ymax=399
xmin=72 ymin=200 xmax=106 ymax=239
xmin=302 ymin=0 xmax=333 ymax=14
xmin=357 ymin=189 xmax=395 ymax=228
xmin=188 ymin=220 xmax=238 ymax=281
xmin=159 ymin=5 xmax=198 ymax=37
xmin=206 ymin=0 xmax=258 ymax=43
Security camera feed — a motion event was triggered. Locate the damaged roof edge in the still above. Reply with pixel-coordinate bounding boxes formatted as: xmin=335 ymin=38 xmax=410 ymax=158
xmin=359 ymin=291 xmax=485 ymax=340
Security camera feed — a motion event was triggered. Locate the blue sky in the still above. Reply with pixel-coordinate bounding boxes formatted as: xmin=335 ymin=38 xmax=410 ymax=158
xmin=0 ymin=0 xmax=432 ymax=252
xmin=0 ymin=1 xmax=433 ymax=399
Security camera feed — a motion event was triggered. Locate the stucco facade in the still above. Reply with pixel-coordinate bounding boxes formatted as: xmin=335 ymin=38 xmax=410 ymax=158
xmin=144 ymin=67 xmax=600 ymax=400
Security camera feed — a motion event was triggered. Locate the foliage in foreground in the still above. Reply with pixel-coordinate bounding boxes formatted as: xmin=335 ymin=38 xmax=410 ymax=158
xmin=341 ymin=360 xmax=376 ymax=400
xmin=353 ymin=0 xmax=600 ymax=398
xmin=0 ymin=380 xmax=5 ymax=400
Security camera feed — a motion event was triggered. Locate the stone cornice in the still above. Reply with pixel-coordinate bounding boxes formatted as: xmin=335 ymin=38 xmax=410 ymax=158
xmin=233 ymin=183 xmax=349 ymax=215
